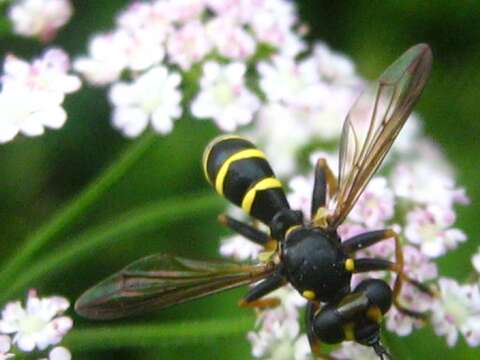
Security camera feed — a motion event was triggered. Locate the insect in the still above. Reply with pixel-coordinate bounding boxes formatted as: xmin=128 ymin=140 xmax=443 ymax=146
xmin=75 ymin=44 xmax=433 ymax=359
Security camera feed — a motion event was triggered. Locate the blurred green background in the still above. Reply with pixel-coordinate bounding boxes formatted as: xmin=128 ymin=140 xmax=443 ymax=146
xmin=0 ymin=1 xmax=479 ymax=359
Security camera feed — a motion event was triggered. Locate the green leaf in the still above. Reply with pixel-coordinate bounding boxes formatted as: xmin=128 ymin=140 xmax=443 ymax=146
xmin=0 ymin=132 xmax=157 ymax=290
xmin=0 ymin=192 xmax=222 ymax=302
xmin=64 ymin=316 xmax=254 ymax=351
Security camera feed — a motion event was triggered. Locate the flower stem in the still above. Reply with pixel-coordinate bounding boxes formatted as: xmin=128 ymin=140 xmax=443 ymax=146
xmin=0 ymin=133 xmax=157 ymax=293
xmin=0 ymin=192 xmax=222 ymax=302
xmin=63 ymin=317 xmax=254 ymax=351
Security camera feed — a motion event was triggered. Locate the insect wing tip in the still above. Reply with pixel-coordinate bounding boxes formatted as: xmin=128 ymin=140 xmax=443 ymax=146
xmin=380 ymin=43 xmax=433 ymax=85
xmin=75 ymin=274 xmax=124 ymax=320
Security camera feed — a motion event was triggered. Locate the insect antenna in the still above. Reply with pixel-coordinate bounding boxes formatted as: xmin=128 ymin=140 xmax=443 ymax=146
xmin=372 ymin=340 xmax=392 ymax=360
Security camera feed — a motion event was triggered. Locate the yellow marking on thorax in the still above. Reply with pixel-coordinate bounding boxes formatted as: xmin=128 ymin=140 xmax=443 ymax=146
xmin=343 ymin=322 xmax=355 ymax=341
xmin=345 ymin=258 xmax=355 ymax=272
xmin=258 ymin=250 xmax=276 ymax=263
xmin=285 ymin=224 xmax=301 ymax=239
xmin=214 ymin=149 xmax=267 ymax=195
xmin=265 ymin=239 xmax=278 ymax=251
xmin=241 ymin=177 xmax=282 ymax=214
xmin=202 ymin=135 xmax=245 ymax=184
xmin=302 ymin=290 xmax=316 ymax=300
xmin=313 ymin=207 xmax=329 ymax=228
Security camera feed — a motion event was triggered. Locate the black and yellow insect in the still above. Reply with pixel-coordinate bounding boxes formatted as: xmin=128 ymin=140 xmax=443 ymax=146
xmin=76 ymin=44 xmax=433 ymax=359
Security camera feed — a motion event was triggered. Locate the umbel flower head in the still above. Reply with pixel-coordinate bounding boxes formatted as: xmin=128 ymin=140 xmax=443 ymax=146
xmin=74 ymin=0 xmax=305 ymax=138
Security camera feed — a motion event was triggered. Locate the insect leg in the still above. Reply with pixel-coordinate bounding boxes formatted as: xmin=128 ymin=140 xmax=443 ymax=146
xmin=218 ymin=214 xmax=276 ymax=250
xmin=348 ymin=258 xmax=433 ymax=318
xmin=305 ymin=302 xmax=335 ymax=360
xmin=342 ymin=229 xmax=435 ymax=318
xmin=238 ymin=271 xmax=286 ymax=309
xmin=312 ymin=158 xmax=337 ymax=225
xmin=341 ymin=229 xmax=397 ymax=253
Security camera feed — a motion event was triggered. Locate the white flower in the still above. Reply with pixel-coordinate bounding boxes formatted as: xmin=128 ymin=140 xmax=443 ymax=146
xmin=431 ymin=278 xmax=480 ymax=347
xmin=8 ymin=0 xmax=72 ymax=41
xmin=46 ymin=346 xmax=71 ymax=360
xmin=349 ymin=177 xmax=395 ymax=229
xmin=0 ymin=335 xmax=14 ymax=360
xmin=404 ymin=205 xmax=466 ymax=258
xmin=402 ymin=245 xmax=438 ymax=281
xmin=312 ymin=42 xmax=357 ymax=84
xmin=121 ymin=29 xmax=166 ymax=72
xmin=165 ymin=0 xmax=206 ymax=22
xmin=279 ymin=32 xmax=307 ymax=58
xmin=391 ymin=140 xmax=469 ymax=207
xmin=0 ymin=85 xmax=67 ymax=143
xmin=167 ymin=20 xmax=212 ymax=70
xmin=248 ymin=103 xmax=310 ymax=176
xmin=472 ymin=247 xmax=480 ymax=273
xmin=109 ymin=66 xmax=182 ymax=137
xmin=0 ymin=48 xmax=78 ymax=143
xmin=385 ymin=282 xmax=433 ymax=336
xmin=206 ymin=0 xmax=259 ymax=23
xmin=287 ymin=175 xmax=314 ymax=218
xmin=248 ymin=0 xmax=299 ymax=50
xmin=292 ymin=335 xmax=312 ymax=360
xmin=74 ymin=31 xmax=133 ymax=86
xmin=332 ymin=342 xmax=379 ymax=360
xmin=191 ymin=61 xmax=260 ymax=131
xmin=3 ymin=48 xmax=81 ymax=96
xmin=0 ymin=290 xmax=72 ymax=352
xmin=117 ymin=2 xmax=169 ymax=36
xmin=303 ymin=86 xmax=356 ymax=141
xmin=392 ymin=114 xmax=422 ymax=155
xmin=206 ymin=17 xmax=256 ymax=60
xmin=285 ymin=152 xmax=338 ymax=217
xmin=248 ymin=304 xmax=299 ymax=359
xmin=258 ymin=55 xmax=328 ymax=108
xmin=219 ymin=234 xmax=262 ymax=261
xmin=247 ymin=286 xmax=307 ymax=359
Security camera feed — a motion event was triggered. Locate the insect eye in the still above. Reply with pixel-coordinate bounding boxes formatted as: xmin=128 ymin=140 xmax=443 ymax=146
xmin=311 ymin=307 xmax=345 ymax=344
xmin=354 ymin=279 xmax=392 ymax=314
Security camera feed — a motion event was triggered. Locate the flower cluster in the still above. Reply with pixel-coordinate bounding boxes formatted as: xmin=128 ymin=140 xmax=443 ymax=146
xmin=8 ymin=0 xmax=73 ymax=42
xmin=247 ymin=288 xmax=310 ymax=360
xmin=73 ymin=0 xmax=305 ymax=138
xmin=0 ymin=48 xmax=81 ymax=144
xmin=0 ymin=290 xmax=73 ymax=359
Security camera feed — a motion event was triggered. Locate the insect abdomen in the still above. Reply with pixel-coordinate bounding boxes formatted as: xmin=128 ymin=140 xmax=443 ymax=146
xmin=203 ymin=135 xmax=289 ymax=225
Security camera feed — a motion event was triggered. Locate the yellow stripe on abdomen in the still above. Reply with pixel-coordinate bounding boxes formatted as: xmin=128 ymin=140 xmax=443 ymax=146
xmin=241 ymin=177 xmax=282 ymax=214
xmin=202 ymin=135 xmax=245 ymax=184
xmin=215 ymin=149 xmax=267 ymax=195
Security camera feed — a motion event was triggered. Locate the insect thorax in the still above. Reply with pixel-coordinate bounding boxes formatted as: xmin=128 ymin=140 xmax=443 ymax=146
xmin=281 ymin=226 xmax=351 ymax=303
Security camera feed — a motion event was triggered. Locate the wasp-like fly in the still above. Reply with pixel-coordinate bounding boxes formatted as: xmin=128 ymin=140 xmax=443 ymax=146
xmin=76 ymin=44 xmax=433 ymax=359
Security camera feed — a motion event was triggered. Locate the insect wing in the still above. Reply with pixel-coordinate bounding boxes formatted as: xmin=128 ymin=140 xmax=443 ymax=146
xmin=75 ymin=253 xmax=273 ymax=320
xmin=330 ymin=44 xmax=432 ymax=227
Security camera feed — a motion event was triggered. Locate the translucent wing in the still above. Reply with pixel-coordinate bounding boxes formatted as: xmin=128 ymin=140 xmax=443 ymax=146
xmin=329 ymin=44 xmax=432 ymax=228
xmin=75 ymin=253 xmax=274 ymax=320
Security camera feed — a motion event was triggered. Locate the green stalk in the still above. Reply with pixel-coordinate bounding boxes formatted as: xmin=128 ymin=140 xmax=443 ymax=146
xmin=0 ymin=192 xmax=221 ymax=302
xmin=0 ymin=132 xmax=157 ymax=289
xmin=63 ymin=317 xmax=254 ymax=350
